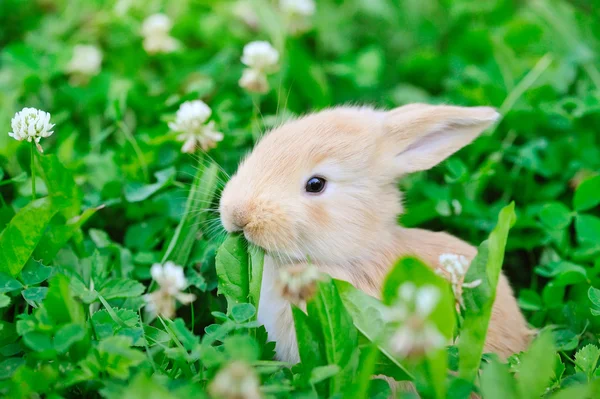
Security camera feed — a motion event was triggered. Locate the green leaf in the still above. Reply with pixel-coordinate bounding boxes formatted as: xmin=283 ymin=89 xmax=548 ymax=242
xmin=22 ymin=286 xmax=48 ymax=307
xmin=22 ymin=331 xmax=53 ymax=353
xmin=54 ymin=323 xmax=86 ymax=353
xmin=536 ymin=261 xmax=588 ymax=286
xmin=480 ymin=357 xmax=518 ymax=399
xmin=248 ymin=244 xmax=264 ymax=313
xmin=82 ymin=336 xmax=145 ymax=379
xmin=347 ymin=344 xmax=380 ymax=398
xmin=286 ymin=40 xmax=331 ymax=108
xmin=553 ymin=353 xmax=566 ymax=384
xmin=517 ymin=330 xmax=556 ymax=399
xmin=445 ymin=158 xmax=468 ymax=183
xmin=576 ymin=214 xmax=600 ymax=244
xmin=574 ymin=175 xmax=600 ymax=211
xmin=0 ymin=197 xmax=64 ymax=276
xmin=0 ymin=358 xmax=26 ymax=380
xmin=539 ymin=202 xmax=573 ymax=229
xmin=124 ymin=167 xmax=176 ymax=203
xmin=33 ymin=206 xmax=101 ymax=264
xmin=459 ymin=203 xmax=516 ymax=383
xmin=37 ymin=154 xmax=82 ymax=218
xmin=292 ymin=304 xmax=329 ymax=394
xmin=0 ymin=205 xmax=16 ymax=231
xmin=187 ymin=269 xmax=207 ymax=291
xmin=335 ymin=279 xmax=412 ymax=381
xmin=575 ymin=344 xmax=600 ymax=380
xmin=310 ymin=364 xmax=340 ymax=385
xmin=98 ymin=278 xmax=146 ymax=300
xmin=42 ymin=274 xmax=86 ymax=326
xmin=70 ymin=277 xmax=98 ymax=303
xmin=161 ymin=161 xmax=219 ymax=266
xmin=167 ymin=318 xmax=199 ymax=351
xmin=0 ymin=273 xmax=23 ymax=294
xmin=223 ymin=335 xmax=260 ymax=362
xmin=548 ymin=384 xmax=597 ymax=399
xmin=215 ymin=234 xmax=249 ymax=312
xmin=518 ymin=289 xmax=543 ymax=311
xmin=306 ymin=278 xmax=359 ymax=395
xmin=92 ymin=308 xmax=142 ymax=343
xmin=20 ymin=259 xmax=53 ymax=286
xmin=588 ymin=286 xmax=600 ymax=308
xmin=0 ymin=294 xmax=10 ymax=308
xmin=102 ymin=372 xmax=179 ymax=399
xmin=0 ymin=172 xmax=27 ymax=187
xmin=230 ymin=303 xmax=256 ymax=323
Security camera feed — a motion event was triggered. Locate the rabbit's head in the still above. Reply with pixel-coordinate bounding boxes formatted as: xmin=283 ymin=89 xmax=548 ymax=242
xmin=219 ymin=104 xmax=498 ymax=265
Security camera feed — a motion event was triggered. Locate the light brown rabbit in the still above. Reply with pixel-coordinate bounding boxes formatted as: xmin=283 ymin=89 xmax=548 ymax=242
xmin=219 ymin=104 xmax=531 ymax=366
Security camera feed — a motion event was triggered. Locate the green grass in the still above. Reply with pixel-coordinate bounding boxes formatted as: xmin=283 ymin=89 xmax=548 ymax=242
xmin=1 ymin=0 xmax=600 ymax=397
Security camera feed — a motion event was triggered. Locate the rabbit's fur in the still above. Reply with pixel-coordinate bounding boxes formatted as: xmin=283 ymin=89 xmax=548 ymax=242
xmin=219 ymin=104 xmax=531 ymax=364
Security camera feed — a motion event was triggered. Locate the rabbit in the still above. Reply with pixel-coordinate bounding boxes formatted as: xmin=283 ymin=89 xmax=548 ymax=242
xmin=219 ymin=103 xmax=531 ymax=366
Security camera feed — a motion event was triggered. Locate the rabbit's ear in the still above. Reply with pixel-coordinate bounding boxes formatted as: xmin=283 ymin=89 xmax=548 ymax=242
xmin=381 ymin=104 xmax=499 ymax=175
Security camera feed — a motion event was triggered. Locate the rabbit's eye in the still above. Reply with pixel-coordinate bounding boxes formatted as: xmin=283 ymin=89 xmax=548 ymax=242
xmin=305 ymin=176 xmax=327 ymax=194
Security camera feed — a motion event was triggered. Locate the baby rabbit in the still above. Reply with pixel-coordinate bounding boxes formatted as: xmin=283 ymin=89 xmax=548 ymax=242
xmin=219 ymin=104 xmax=530 ymax=364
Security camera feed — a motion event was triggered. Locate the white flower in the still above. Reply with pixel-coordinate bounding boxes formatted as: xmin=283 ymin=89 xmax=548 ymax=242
xmin=239 ymin=68 xmax=269 ymax=94
xmin=168 ymin=100 xmax=223 ymax=153
xmin=141 ymin=14 xmax=179 ymax=54
xmin=143 ymin=35 xmax=179 ymax=54
xmin=232 ymin=1 xmax=259 ymax=29
xmin=142 ymin=13 xmax=172 ymax=37
xmin=9 ymin=108 xmax=55 ymax=152
xmin=241 ymin=41 xmax=279 ymax=73
xmin=277 ymin=264 xmax=322 ymax=304
xmin=385 ymin=283 xmax=446 ymax=358
xmin=208 ymin=361 xmax=262 ymax=399
xmin=280 ymin=0 xmax=315 ymax=17
xmin=66 ymin=45 xmax=103 ymax=77
xmin=114 ymin=0 xmax=133 ymax=16
xmin=144 ymin=261 xmax=196 ymax=319
xmin=439 ymin=253 xmax=469 ymax=277
xmin=239 ymin=41 xmax=279 ymax=94
xmin=437 ymin=253 xmax=481 ymax=309
xmin=280 ymin=0 xmax=315 ymax=35
xmin=151 ymin=261 xmax=187 ymax=295
xmin=390 ymin=323 xmax=446 ymax=359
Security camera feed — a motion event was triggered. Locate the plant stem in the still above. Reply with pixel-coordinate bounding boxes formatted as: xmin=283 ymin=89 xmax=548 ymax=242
xmin=30 ymin=141 xmax=36 ymax=200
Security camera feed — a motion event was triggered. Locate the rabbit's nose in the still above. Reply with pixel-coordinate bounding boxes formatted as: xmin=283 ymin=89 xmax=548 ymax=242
xmin=230 ymin=207 xmax=251 ymax=231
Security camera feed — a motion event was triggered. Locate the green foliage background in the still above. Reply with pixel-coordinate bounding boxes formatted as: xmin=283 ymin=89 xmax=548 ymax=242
xmin=1 ymin=0 xmax=600 ymax=398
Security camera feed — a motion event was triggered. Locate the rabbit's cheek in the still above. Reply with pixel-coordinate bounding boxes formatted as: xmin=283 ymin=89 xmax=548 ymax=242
xmin=306 ymin=202 xmax=329 ymax=228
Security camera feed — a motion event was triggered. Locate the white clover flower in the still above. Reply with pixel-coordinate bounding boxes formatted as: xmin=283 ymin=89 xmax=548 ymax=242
xmin=208 ymin=361 xmax=262 ymax=399
xmin=437 ymin=253 xmax=481 ymax=309
xmin=239 ymin=41 xmax=279 ymax=94
xmin=232 ymin=1 xmax=259 ymax=30
xmin=151 ymin=261 xmax=187 ymax=294
xmin=141 ymin=14 xmax=179 ymax=54
xmin=168 ymin=100 xmax=223 ymax=153
xmin=277 ymin=264 xmax=322 ymax=304
xmin=143 ymin=35 xmax=179 ymax=54
xmin=9 ymin=108 xmax=55 ymax=152
xmin=280 ymin=0 xmax=315 ymax=17
xmin=280 ymin=0 xmax=315 ymax=35
xmin=239 ymin=68 xmax=269 ymax=94
xmin=241 ymin=41 xmax=279 ymax=72
xmin=114 ymin=0 xmax=133 ymax=16
xmin=390 ymin=323 xmax=446 ymax=359
xmin=385 ymin=283 xmax=446 ymax=358
xmin=66 ymin=45 xmax=103 ymax=77
xmin=144 ymin=261 xmax=196 ymax=319
xmin=142 ymin=13 xmax=173 ymax=37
